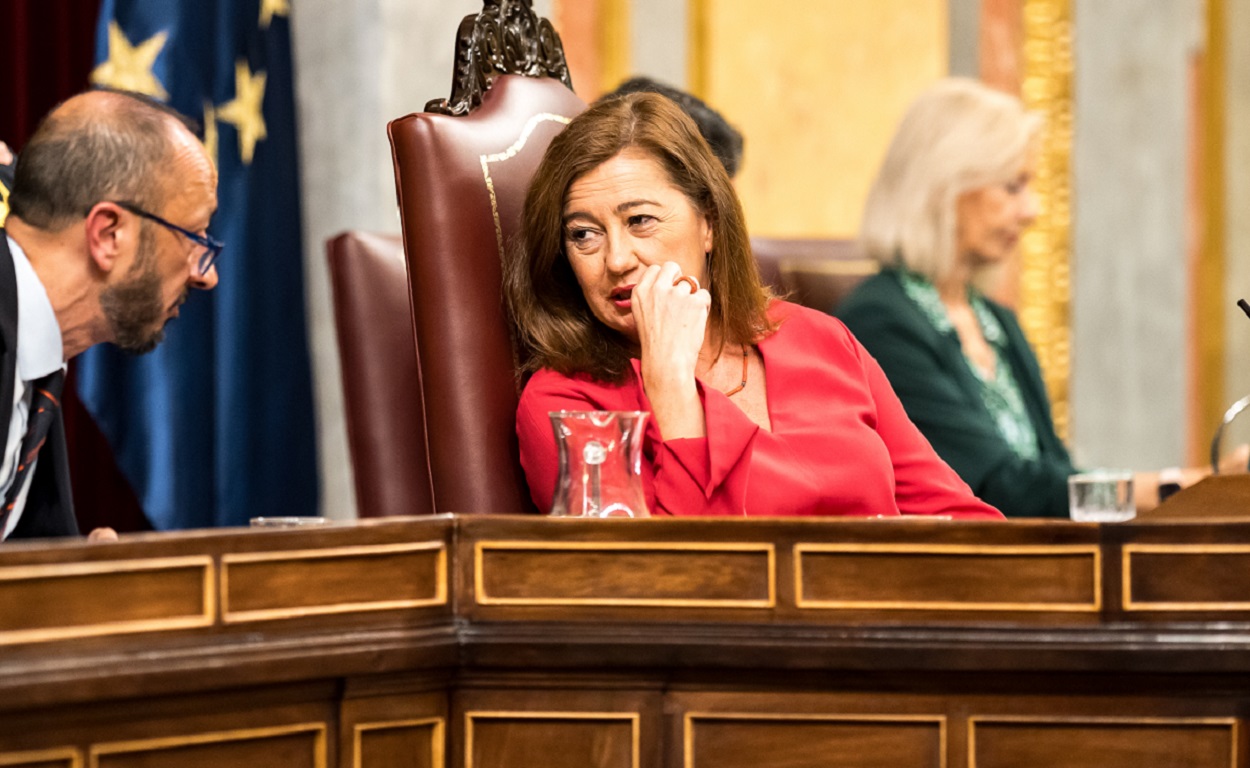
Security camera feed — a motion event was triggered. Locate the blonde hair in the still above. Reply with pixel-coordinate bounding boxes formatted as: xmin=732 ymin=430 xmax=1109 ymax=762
xmin=859 ymin=78 xmax=1041 ymax=283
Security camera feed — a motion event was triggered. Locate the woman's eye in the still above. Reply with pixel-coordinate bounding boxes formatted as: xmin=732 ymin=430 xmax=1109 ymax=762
xmin=566 ymin=227 xmax=598 ymax=247
xmin=628 ymin=214 xmax=656 ymax=228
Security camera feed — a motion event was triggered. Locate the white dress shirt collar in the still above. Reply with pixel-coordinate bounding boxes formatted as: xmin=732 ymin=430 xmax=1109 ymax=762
xmin=8 ymin=235 xmax=64 ymax=381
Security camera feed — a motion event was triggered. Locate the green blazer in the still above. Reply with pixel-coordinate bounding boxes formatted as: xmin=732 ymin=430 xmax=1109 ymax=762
xmin=836 ymin=269 xmax=1074 ymax=518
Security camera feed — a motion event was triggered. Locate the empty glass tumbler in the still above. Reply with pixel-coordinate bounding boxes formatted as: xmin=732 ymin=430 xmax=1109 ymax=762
xmin=548 ymin=411 xmax=649 ymax=518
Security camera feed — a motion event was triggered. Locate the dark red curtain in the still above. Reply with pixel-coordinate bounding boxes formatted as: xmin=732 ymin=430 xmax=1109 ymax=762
xmin=0 ymin=0 xmax=101 ymax=151
xmin=0 ymin=0 xmax=150 ymax=533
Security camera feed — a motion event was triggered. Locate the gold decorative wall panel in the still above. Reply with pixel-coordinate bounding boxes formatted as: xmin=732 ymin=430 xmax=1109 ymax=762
xmin=1018 ymin=0 xmax=1074 ymax=439
xmin=688 ymin=0 xmax=947 ymax=237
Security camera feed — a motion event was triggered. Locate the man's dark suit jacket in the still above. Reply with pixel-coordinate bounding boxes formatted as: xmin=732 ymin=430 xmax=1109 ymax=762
xmin=0 ymin=232 xmax=78 ymax=539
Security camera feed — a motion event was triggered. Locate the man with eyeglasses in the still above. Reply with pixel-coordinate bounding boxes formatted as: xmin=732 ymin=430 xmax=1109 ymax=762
xmin=0 ymin=89 xmax=219 ymax=541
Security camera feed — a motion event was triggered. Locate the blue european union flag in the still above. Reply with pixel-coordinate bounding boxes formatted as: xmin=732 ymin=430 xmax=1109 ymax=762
xmin=79 ymin=0 xmax=318 ymax=529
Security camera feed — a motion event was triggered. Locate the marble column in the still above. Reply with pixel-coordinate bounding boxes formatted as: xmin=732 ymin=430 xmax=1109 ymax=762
xmin=1070 ymin=0 xmax=1202 ymax=468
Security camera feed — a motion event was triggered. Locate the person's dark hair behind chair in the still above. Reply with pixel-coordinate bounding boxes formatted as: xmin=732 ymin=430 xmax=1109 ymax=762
xmin=599 ymin=76 xmax=744 ymax=178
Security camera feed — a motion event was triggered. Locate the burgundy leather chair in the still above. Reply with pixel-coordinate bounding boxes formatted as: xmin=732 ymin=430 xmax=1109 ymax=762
xmin=326 ymin=231 xmax=434 ymax=518
xmin=751 ymin=236 xmax=879 ymax=313
xmin=387 ymin=3 xmax=585 ymax=515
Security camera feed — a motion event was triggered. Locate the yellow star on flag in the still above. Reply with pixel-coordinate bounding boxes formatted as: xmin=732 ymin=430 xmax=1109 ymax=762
xmin=216 ymin=60 xmax=268 ymax=165
xmin=202 ymin=99 xmax=219 ymax=170
xmin=259 ymin=0 xmax=290 ymax=29
xmin=90 ymin=21 xmax=169 ymax=100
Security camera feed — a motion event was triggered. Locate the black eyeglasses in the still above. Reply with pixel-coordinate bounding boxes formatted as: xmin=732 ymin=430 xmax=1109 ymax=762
xmin=112 ymin=200 xmax=223 ymax=277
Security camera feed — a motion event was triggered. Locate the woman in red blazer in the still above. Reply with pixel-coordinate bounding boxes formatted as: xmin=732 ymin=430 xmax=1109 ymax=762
xmin=503 ymin=93 xmax=1002 ymax=520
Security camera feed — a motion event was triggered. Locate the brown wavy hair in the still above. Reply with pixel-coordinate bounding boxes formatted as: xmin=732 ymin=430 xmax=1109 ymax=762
xmin=504 ymin=92 xmax=774 ymax=383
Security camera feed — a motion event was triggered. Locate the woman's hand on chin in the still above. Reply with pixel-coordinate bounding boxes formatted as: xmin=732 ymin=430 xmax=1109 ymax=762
xmin=632 ymin=261 xmax=711 ymax=439
xmin=632 ymin=261 xmax=709 ymax=383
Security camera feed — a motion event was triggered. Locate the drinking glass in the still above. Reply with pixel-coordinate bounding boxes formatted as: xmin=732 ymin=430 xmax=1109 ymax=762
xmin=1068 ymin=471 xmax=1135 ymax=522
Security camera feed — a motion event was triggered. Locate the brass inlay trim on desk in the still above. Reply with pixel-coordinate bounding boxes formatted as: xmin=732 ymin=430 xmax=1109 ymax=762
xmin=464 ymin=711 xmax=639 ymax=768
xmin=683 ymin=712 xmax=947 ymax=768
xmin=221 ymin=541 xmax=447 ymax=623
xmin=474 ymin=540 xmax=776 ymax=608
xmin=0 ymin=556 xmax=214 ymax=645
xmin=794 ymin=543 xmax=1101 ymax=611
xmin=352 ymin=717 xmax=444 ymax=768
xmin=968 ymin=715 xmax=1237 ymax=768
xmin=480 ymin=112 xmax=573 ymax=262
xmin=1123 ymin=543 xmax=1250 ymax=611
xmin=88 ymin=723 xmax=327 ymax=768
xmin=0 ymin=746 xmax=82 ymax=767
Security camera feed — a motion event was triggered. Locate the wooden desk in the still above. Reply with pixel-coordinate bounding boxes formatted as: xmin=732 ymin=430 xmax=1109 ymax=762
xmin=1 ymin=515 xmax=1248 ymax=767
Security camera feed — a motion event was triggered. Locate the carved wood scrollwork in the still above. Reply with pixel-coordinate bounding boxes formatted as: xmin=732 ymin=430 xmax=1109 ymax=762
xmin=426 ymin=0 xmax=574 ymax=116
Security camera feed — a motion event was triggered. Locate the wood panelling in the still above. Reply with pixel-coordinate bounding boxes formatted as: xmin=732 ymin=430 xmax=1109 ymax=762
xmin=0 ymin=557 xmax=212 ymax=644
xmin=0 ymin=748 xmax=80 ymax=768
xmin=3 ymin=517 xmax=1250 ymax=767
xmin=90 ymin=724 xmax=326 ymax=768
xmin=341 ymin=689 xmax=447 ymax=768
xmin=685 ymin=714 xmax=945 ymax=768
xmin=969 ymin=718 xmax=1237 ymax=768
xmin=465 ymin=712 xmax=638 ymax=768
xmin=1123 ymin=544 xmax=1250 ymax=611
xmin=354 ymin=719 xmax=442 ymax=768
xmin=474 ymin=542 xmax=773 ymax=607
xmin=795 ymin=544 xmax=1099 ymax=611
xmin=222 ymin=542 xmax=446 ymax=622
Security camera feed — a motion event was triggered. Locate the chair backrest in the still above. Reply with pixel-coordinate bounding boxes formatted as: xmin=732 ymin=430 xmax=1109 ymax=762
xmin=326 ymin=230 xmax=435 ymax=518
xmin=387 ymin=2 xmax=585 ymax=516
xmin=751 ymin=236 xmax=879 ymax=313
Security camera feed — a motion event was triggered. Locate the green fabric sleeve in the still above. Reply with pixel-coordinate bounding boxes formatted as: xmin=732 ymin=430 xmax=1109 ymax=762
xmin=838 ymin=274 xmax=1074 ymax=518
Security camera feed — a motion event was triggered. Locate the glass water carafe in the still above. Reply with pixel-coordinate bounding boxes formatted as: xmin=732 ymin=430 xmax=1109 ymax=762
xmin=548 ymin=411 xmax=649 ymax=517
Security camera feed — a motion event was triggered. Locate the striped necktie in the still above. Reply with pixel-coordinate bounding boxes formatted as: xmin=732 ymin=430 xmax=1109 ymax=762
xmin=1 ymin=369 xmax=65 ymax=533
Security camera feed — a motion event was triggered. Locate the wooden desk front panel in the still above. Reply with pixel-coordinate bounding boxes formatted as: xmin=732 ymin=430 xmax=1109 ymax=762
xmin=459 ymin=517 xmax=1105 ymax=625
xmin=664 ymin=688 xmax=1245 ymax=768
xmin=3 ymin=516 xmax=1250 ymax=767
xmin=970 ymin=718 xmax=1237 ymax=768
xmin=0 ymin=686 xmax=335 ymax=768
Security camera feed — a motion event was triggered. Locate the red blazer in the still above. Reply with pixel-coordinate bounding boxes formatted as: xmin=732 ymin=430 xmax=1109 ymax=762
xmin=517 ymin=301 xmax=1002 ymax=520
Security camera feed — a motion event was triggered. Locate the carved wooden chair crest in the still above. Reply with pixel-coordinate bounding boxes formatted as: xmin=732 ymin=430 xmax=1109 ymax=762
xmin=426 ymin=0 xmax=573 ymax=116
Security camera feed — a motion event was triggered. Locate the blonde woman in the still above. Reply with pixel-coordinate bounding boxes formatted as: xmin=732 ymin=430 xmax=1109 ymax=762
xmin=838 ymin=78 xmax=1235 ymax=517
xmin=838 ymin=79 xmax=1066 ymax=518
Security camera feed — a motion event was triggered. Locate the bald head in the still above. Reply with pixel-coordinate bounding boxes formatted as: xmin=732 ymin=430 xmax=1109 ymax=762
xmin=9 ymin=90 xmax=201 ymax=232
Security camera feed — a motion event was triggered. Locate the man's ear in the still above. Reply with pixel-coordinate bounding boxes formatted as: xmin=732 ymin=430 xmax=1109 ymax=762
xmin=83 ymin=202 xmax=125 ymax=274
